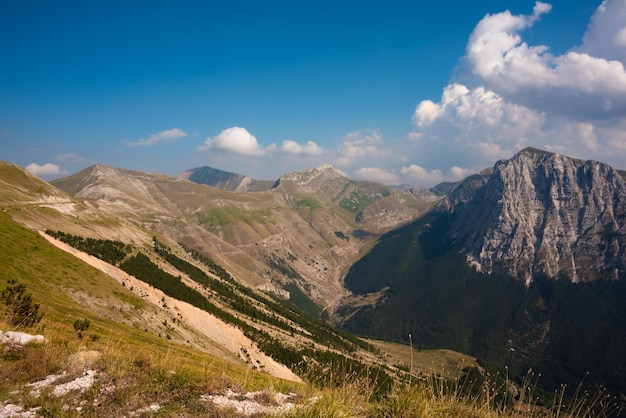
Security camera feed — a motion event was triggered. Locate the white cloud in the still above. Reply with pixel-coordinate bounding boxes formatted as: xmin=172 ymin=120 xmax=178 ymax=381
xmin=25 ymin=163 xmax=67 ymax=177
xmin=578 ymin=0 xmax=626 ymax=61
xmin=450 ymin=166 xmax=473 ymax=179
xmin=353 ymin=167 xmax=399 ymax=184
xmin=198 ymin=127 xmax=266 ymax=156
xmin=615 ymin=27 xmax=626 ymax=47
xmin=407 ymin=1 xmax=626 ymax=185
xmin=414 ymin=100 xmax=444 ymax=128
xmin=280 ymin=140 xmax=324 ymax=155
xmin=335 ymin=129 xmax=385 ymax=166
xmin=413 ymin=83 xmax=543 ymax=154
xmin=125 ymin=128 xmax=187 ymax=147
xmin=466 ymin=2 xmax=554 ymax=90
xmin=411 ymin=81 xmax=626 ymax=169
xmin=400 ymin=164 xmax=443 ymax=184
xmin=464 ymin=0 xmax=626 ymax=119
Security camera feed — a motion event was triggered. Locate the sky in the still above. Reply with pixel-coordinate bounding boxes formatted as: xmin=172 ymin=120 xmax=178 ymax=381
xmin=1 ymin=0 xmax=625 ymax=187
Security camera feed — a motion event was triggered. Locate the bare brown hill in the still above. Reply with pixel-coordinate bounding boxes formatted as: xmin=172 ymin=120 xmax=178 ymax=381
xmin=51 ymin=163 xmax=437 ymax=310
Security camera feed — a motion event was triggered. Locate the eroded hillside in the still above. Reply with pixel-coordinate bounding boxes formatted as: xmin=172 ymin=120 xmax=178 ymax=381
xmin=51 ymin=163 xmax=436 ymax=310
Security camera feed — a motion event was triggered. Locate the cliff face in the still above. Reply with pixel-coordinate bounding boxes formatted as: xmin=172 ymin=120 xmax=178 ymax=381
xmin=447 ymin=148 xmax=626 ymax=284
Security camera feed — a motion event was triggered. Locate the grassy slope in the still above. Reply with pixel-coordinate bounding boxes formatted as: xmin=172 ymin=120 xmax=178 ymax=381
xmin=0 ymin=211 xmax=292 ymax=408
xmin=369 ymin=340 xmax=480 ymax=377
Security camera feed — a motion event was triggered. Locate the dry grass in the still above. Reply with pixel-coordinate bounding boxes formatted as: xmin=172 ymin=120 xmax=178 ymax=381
xmin=1 ymin=313 xmax=622 ymax=417
xmin=0 ymin=317 xmax=299 ymax=417
xmin=285 ymin=366 xmax=622 ymax=418
xmin=369 ymin=339 xmax=480 ymax=377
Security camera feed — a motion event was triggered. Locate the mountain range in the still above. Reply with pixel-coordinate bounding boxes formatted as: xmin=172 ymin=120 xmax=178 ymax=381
xmin=49 ymin=163 xmax=434 ymax=312
xmin=340 ymin=148 xmax=626 ymax=400
xmin=3 ymin=146 xmax=626 ymax=408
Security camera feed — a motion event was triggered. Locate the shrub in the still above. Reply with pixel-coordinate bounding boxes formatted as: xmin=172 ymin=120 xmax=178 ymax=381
xmin=1 ymin=279 xmax=43 ymax=328
xmin=73 ymin=318 xmax=91 ymax=339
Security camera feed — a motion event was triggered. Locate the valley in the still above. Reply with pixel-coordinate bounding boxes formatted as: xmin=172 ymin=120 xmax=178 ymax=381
xmin=2 ymin=147 xmax=626 ymax=415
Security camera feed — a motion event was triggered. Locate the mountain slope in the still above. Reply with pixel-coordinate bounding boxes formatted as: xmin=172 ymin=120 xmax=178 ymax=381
xmin=338 ymin=149 xmax=626 ymax=403
xmin=178 ymin=166 xmax=275 ymax=192
xmin=1 ymin=160 xmax=400 ymax=387
xmin=51 ymin=163 xmax=435 ymax=310
xmin=447 ymin=148 xmax=626 ymax=284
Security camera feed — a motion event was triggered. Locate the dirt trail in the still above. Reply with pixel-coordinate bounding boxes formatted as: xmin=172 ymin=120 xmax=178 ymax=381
xmin=40 ymin=232 xmax=301 ymax=383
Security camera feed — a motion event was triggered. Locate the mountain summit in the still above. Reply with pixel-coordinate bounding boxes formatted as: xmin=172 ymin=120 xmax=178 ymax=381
xmin=447 ymin=148 xmax=626 ymax=284
xmin=340 ymin=148 xmax=626 ymax=400
xmin=178 ymin=166 xmax=274 ymax=192
xmin=272 ymin=164 xmax=348 ymax=194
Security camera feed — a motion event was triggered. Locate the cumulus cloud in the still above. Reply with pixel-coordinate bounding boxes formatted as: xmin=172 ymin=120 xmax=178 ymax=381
xmin=25 ymin=163 xmax=67 ymax=177
xmin=408 ymin=0 xmax=626 ymax=185
xmin=125 ymin=128 xmax=187 ymax=147
xmin=335 ymin=129 xmax=385 ymax=166
xmin=465 ymin=0 xmax=626 ymax=119
xmin=413 ymin=83 xmax=543 ymax=158
xmin=450 ymin=166 xmax=473 ymax=179
xmin=280 ymin=140 xmax=324 ymax=155
xmin=199 ymin=127 xmax=266 ymax=155
xmin=578 ymin=0 xmax=626 ymax=61
xmin=400 ymin=164 xmax=444 ymax=184
xmin=353 ymin=167 xmax=399 ymax=184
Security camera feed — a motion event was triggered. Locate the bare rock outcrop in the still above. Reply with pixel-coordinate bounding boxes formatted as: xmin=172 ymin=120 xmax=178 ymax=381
xmin=447 ymin=148 xmax=626 ymax=284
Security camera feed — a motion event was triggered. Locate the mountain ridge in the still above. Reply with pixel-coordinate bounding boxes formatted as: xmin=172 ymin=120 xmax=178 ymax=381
xmin=338 ymin=148 xmax=626 ymax=403
xmin=447 ymin=148 xmax=626 ymax=284
xmin=5 ymin=148 xmax=626 ymax=409
xmin=178 ymin=165 xmax=275 ymax=192
xmin=49 ymin=161 xmax=434 ymax=311
xmin=0 ymin=161 xmax=399 ymax=387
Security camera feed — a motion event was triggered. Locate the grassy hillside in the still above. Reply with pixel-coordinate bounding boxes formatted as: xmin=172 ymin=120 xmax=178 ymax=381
xmin=1 ymin=172 xmax=621 ymax=415
xmin=0 ymin=210 xmax=297 ymax=415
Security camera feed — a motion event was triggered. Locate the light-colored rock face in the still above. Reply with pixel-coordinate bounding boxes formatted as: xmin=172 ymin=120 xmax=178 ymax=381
xmin=448 ymin=149 xmax=626 ymax=284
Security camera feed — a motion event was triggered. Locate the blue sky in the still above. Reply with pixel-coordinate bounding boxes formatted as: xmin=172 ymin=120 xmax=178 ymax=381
xmin=2 ymin=0 xmax=625 ymax=187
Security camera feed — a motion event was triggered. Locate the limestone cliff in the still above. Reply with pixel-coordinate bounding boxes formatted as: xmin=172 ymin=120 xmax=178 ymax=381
xmin=446 ymin=148 xmax=626 ymax=284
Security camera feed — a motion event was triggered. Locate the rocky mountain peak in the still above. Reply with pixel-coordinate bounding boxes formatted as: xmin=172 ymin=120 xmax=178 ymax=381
xmin=447 ymin=148 xmax=626 ymax=284
xmin=277 ymin=164 xmax=345 ymax=185
xmin=272 ymin=165 xmax=348 ymax=196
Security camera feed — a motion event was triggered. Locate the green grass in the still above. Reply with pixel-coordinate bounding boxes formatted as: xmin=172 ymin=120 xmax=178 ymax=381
xmin=0 ymin=161 xmax=47 ymax=195
xmin=295 ymin=198 xmax=321 ymax=210
xmin=0 ymin=210 xmax=298 ymax=414
xmin=194 ymin=206 xmax=275 ymax=228
xmin=369 ymin=340 xmax=480 ymax=377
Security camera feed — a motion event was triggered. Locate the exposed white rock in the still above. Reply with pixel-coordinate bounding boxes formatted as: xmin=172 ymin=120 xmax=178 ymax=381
xmin=447 ymin=149 xmax=626 ymax=284
xmin=0 ymin=403 xmax=39 ymax=418
xmin=0 ymin=331 xmax=45 ymax=346
xmin=203 ymin=388 xmax=298 ymax=416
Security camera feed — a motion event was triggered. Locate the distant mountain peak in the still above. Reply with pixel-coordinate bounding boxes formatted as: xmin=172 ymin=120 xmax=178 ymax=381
xmin=517 ymin=146 xmax=554 ymax=156
xmin=277 ymin=164 xmax=347 ymax=186
xmin=178 ymin=166 xmax=274 ymax=192
xmin=318 ymin=163 xmax=334 ymax=170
